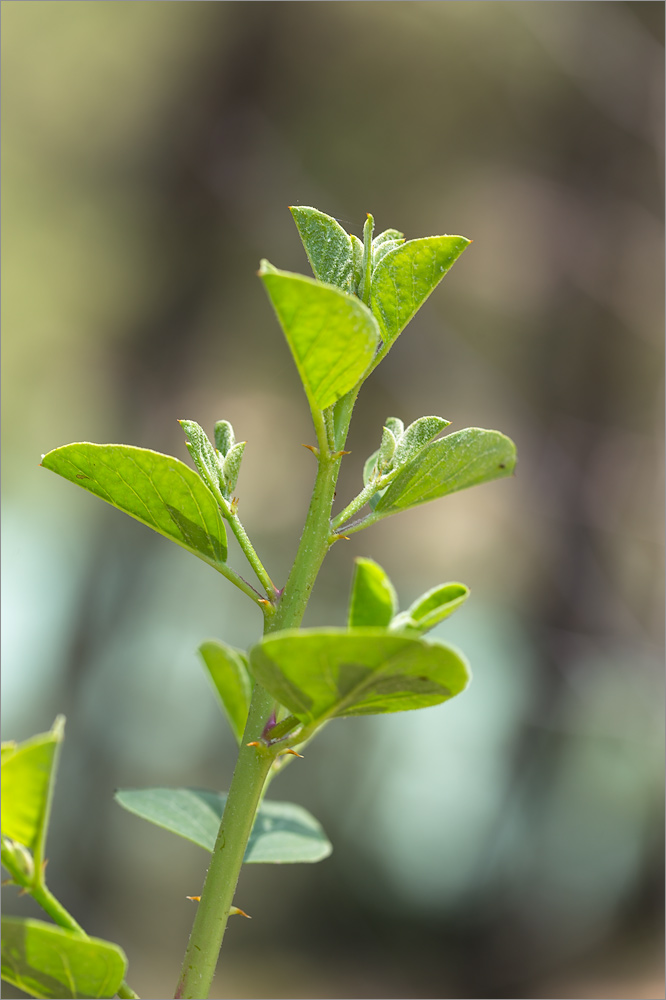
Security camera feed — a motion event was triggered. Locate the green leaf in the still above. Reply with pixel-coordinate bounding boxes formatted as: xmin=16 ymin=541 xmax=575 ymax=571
xmin=179 ymin=419 xmax=226 ymax=502
xmin=391 ymin=582 xmax=470 ymax=635
xmin=114 ymin=788 xmax=332 ymax=864
xmin=1 ymin=917 xmax=126 ymax=1000
xmin=393 ymin=415 xmax=450 ymax=467
xmin=42 ymin=443 xmax=228 ymax=568
xmin=1 ymin=717 xmax=64 ymax=863
xmin=290 ymin=206 xmax=354 ymax=293
xmin=259 ymin=264 xmax=380 ymax=412
xmin=221 ymin=441 xmax=246 ymax=495
xmin=371 ymin=235 xmax=470 ymax=347
xmin=199 ymin=640 xmax=252 ymax=745
xmin=250 ymin=629 xmax=470 ymax=726
xmin=372 ymin=228 xmax=405 ymax=269
xmin=348 ymin=558 xmax=397 ymax=628
xmin=375 ymin=428 xmax=517 ymax=514
xmin=214 ymin=419 xmax=235 ymax=456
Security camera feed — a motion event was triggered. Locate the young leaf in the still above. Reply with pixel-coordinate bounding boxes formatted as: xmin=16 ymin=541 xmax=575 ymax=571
xmin=249 ymin=629 xmax=470 ymax=726
xmin=372 ymin=229 xmax=405 ymax=269
xmin=179 ymin=419 xmax=226 ymax=502
xmin=377 ymin=425 xmax=397 ymax=473
xmin=41 ymin=443 xmax=228 ymax=568
xmin=1 ymin=717 xmax=64 ymax=864
xmin=348 ymin=558 xmax=397 ymax=628
xmin=392 ymin=415 xmax=450 ymax=467
xmin=221 ymin=441 xmax=246 ymax=495
xmin=290 ymin=206 xmax=354 ymax=293
xmin=371 ymin=235 xmax=470 ymax=347
xmin=375 ymin=428 xmax=517 ymax=514
xmin=363 ymin=450 xmax=380 ymax=486
xmin=391 ymin=582 xmax=470 ymax=635
xmin=351 ymin=234 xmax=364 ymax=292
xmin=214 ymin=419 xmax=235 ymax=456
xmin=199 ymin=640 xmax=252 ymax=745
xmin=260 ymin=264 xmax=380 ymax=412
xmin=1 ymin=917 xmax=127 ymax=1000
xmin=114 ymin=788 xmax=332 ymax=864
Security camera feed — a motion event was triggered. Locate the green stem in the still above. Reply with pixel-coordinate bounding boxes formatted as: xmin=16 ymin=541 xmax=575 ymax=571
xmin=117 ymin=984 xmax=141 ymax=999
xmin=331 ymin=480 xmax=381 ymax=532
xmin=214 ymin=560 xmax=272 ymax=613
xmin=176 ymin=407 xmax=352 ymax=999
xmin=30 ymin=882 xmax=87 ymax=935
xmin=334 ymin=510 xmax=382 ymax=537
xmin=175 ymin=686 xmax=276 ymax=1000
xmin=226 ymin=513 xmax=276 ymax=601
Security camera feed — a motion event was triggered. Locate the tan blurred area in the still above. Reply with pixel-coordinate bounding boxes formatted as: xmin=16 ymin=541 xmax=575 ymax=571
xmin=2 ymin=3 xmax=663 ymax=999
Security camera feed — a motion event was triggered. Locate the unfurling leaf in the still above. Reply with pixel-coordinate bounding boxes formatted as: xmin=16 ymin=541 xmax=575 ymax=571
xmin=260 ymin=263 xmax=380 ymax=411
xmin=290 ymin=206 xmax=355 ymax=294
xmin=179 ymin=419 xmax=226 ymax=503
xmin=222 ymin=441 xmax=246 ymax=495
xmin=42 ymin=443 xmax=228 ymax=568
xmin=348 ymin=558 xmax=397 ymax=628
xmin=199 ymin=640 xmax=252 ymax=745
xmin=214 ymin=419 xmax=235 ymax=456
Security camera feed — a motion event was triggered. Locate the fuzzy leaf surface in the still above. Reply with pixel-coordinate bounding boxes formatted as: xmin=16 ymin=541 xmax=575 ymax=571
xmin=348 ymin=558 xmax=397 ymax=628
xmin=376 ymin=428 xmax=516 ymax=514
xmin=260 ymin=264 xmax=380 ymax=411
xmin=114 ymin=788 xmax=332 ymax=863
xmin=1 ymin=718 xmax=63 ymax=858
xmin=42 ymin=443 xmax=228 ymax=567
xmin=249 ymin=629 xmax=470 ymax=725
xmin=1 ymin=917 xmax=126 ymax=1000
xmin=199 ymin=641 xmax=252 ymax=745
xmin=371 ymin=235 xmax=470 ymax=346
xmin=290 ymin=206 xmax=354 ymax=293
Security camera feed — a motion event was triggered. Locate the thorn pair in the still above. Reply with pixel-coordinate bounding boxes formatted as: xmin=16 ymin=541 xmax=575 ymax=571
xmin=186 ymin=897 xmax=251 ymax=919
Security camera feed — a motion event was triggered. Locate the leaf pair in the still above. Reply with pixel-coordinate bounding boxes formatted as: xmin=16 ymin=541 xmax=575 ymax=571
xmin=348 ymin=557 xmax=469 ymax=636
xmin=259 ymin=207 xmax=470 ymax=417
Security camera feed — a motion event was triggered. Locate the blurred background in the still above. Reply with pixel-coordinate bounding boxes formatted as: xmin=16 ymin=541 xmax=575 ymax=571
xmin=2 ymin=3 xmax=664 ymax=998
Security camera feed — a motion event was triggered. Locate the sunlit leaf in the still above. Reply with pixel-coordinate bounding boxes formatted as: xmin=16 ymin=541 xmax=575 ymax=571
xmin=348 ymin=558 xmax=397 ymax=628
xmin=42 ymin=443 xmax=228 ymax=568
xmin=1 ymin=717 xmax=64 ymax=862
xmin=371 ymin=235 xmax=470 ymax=346
xmin=259 ymin=264 xmax=380 ymax=411
xmin=199 ymin=640 xmax=252 ymax=745
xmin=290 ymin=206 xmax=354 ymax=293
xmin=250 ymin=629 xmax=470 ymax=726
xmin=375 ymin=428 xmax=516 ymax=514
xmin=1 ymin=917 xmax=126 ymax=1000
xmin=114 ymin=788 xmax=332 ymax=864
xmin=391 ymin=583 xmax=470 ymax=635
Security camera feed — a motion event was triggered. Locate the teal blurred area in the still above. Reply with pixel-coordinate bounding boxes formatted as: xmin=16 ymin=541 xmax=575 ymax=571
xmin=2 ymin=3 xmax=663 ymax=998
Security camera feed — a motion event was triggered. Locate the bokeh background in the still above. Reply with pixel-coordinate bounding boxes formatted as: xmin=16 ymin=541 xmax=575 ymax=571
xmin=2 ymin=3 xmax=664 ymax=998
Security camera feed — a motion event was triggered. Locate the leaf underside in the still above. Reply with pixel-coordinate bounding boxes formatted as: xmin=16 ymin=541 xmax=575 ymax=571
xmin=199 ymin=640 xmax=252 ymax=745
xmin=1 ymin=719 xmax=64 ymax=857
xmin=41 ymin=443 xmax=228 ymax=568
xmin=114 ymin=788 xmax=332 ymax=864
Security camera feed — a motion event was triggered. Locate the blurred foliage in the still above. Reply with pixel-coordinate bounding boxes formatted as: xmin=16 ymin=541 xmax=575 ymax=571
xmin=2 ymin=2 xmax=663 ymax=998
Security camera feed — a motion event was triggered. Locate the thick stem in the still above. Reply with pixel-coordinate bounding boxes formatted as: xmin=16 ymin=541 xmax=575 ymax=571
xmin=175 ymin=687 xmax=275 ymax=1000
xmin=176 ymin=404 xmax=353 ymax=999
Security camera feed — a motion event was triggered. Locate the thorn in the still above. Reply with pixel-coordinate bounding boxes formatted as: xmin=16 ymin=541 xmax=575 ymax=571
xmin=258 ymin=599 xmax=273 ymax=609
xmin=302 ymin=443 xmax=319 ymax=457
xmin=230 ymin=906 xmax=252 ymax=919
xmin=230 ymin=497 xmax=239 ymax=515
xmin=246 ymin=741 xmax=262 ymax=748
xmin=333 ymin=450 xmax=352 ymax=458
xmin=186 ymin=896 xmax=201 ymax=902
xmin=332 ymin=534 xmax=350 ymax=542
xmin=17 ymin=888 xmax=28 ymax=897
xmin=1 ymin=879 xmax=15 ymax=887
xmin=41 ymin=859 xmax=48 ymax=874
xmin=279 ymin=748 xmax=304 ymax=758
